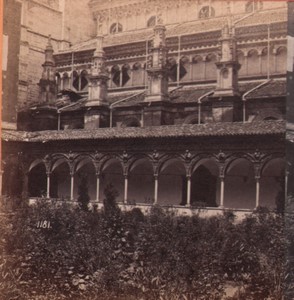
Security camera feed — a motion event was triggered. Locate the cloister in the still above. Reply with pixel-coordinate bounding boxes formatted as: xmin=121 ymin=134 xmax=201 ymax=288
xmin=22 ymin=150 xmax=284 ymax=211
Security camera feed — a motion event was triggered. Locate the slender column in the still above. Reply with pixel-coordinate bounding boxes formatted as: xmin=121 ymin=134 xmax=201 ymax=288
xmin=70 ymin=173 xmax=74 ymax=200
xmin=154 ymin=175 xmax=159 ymax=204
xmin=0 ymin=170 xmax=3 ymax=197
xmin=219 ymin=176 xmax=225 ymax=208
xmin=46 ymin=172 xmax=51 ymax=198
xmin=244 ymin=54 xmax=248 ymax=76
xmin=96 ymin=175 xmax=100 ymax=202
xmin=124 ymin=175 xmax=128 ymax=203
xmin=119 ymin=67 xmax=123 ymax=87
xmin=186 ymin=175 xmax=191 ymax=206
xmin=258 ymin=53 xmax=262 ymax=74
xmin=255 ymin=176 xmax=260 ymax=208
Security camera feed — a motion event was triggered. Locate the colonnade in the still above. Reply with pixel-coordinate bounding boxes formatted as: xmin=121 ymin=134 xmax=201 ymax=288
xmin=22 ymin=150 xmax=285 ymax=209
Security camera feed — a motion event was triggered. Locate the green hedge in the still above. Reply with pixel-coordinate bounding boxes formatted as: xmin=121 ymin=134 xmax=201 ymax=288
xmin=0 ymin=200 xmax=288 ymax=300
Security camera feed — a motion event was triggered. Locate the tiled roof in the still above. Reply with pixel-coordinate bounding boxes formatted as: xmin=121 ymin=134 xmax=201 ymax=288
xmin=57 ymin=79 xmax=286 ymax=112
xmin=59 ymin=8 xmax=286 ymax=53
xmin=2 ymin=121 xmax=285 ymax=143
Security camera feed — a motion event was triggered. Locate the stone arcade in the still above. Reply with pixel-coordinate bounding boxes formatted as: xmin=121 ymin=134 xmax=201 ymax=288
xmin=2 ymin=0 xmax=286 ymax=214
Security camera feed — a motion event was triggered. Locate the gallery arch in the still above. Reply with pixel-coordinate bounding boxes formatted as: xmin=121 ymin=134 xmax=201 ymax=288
xmin=225 ymin=158 xmax=256 ymax=209
xmin=128 ymin=158 xmax=154 ymax=204
xmin=158 ymin=158 xmax=186 ymax=206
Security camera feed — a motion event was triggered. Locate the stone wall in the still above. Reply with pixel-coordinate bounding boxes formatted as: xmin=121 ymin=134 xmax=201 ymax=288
xmin=3 ymin=0 xmax=22 ymax=123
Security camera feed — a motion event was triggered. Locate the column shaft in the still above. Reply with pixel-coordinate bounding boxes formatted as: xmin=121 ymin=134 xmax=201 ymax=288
xmin=46 ymin=174 xmax=50 ymax=198
xmin=70 ymin=175 xmax=74 ymax=200
xmin=220 ymin=177 xmax=225 ymax=207
xmin=255 ymin=178 xmax=260 ymax=208
xmin=124 ymin=176 xmax=128 ymax=203
xmin=154 ymin=176 xmax=158 ymax=204
xmin=96 ymin=176 xmax=100 ymax=202
xmin=186 ymin=176 xmax=191 ymax=206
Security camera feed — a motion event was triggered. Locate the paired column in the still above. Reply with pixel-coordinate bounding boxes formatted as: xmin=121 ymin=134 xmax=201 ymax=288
xmin=255 ymin=176 xmax=260 ymax=208
xmin=186 ymin=175 xmax=191 ymax=206
xmin=70 ymin=171 xmax=74 ymax=200
xmin=96 ymin=174 xmax=100 ymax=202
xmin=219 ymin=175 xmax=225 ymax=208
xmin=154 ymin=175 xmax=159 ymax=204
xmin=46 ymin=171 xmax=51 ymax=198
xmin=124 ymin=174 xmax=128 ymax=203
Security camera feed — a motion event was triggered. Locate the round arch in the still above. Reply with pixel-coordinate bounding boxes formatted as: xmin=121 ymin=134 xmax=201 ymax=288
xmin=121 ymin=117 xmax=141 ymax=128
xmin=260 ymin=157 xmax=285 ymax=210
xmin=100 ymin=157 xmax=124 ymax=203
xmin=128 ymin=158 xmax=154 ymax=204
xmin=247 ymin=49 xmax=259 ymax=75
xmin=74 ymin=157 xmax=97 ymax=202
xmin=225 ymin=157 xmax=255 ymax=209
xmin=28 ymin=161 xmax=47 ymax=198
xmin=158 ymin=157 xmax=186 ymax=206
xmin=190 ymin=158 xmax=219 ymax=207
xmin=51 ymin=158 xmax=71 ymax=199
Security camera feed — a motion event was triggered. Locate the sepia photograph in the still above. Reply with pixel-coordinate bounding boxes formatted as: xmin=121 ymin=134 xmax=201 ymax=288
xmin=1 ymin=0 xmax=293 ymax=299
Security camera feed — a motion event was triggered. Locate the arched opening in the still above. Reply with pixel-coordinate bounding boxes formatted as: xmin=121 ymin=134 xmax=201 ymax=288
xmin=190 ymin=159 xmax=219 ymax=207
xmin=122 ymin=64 xmax=131 ymax=86
xmin=245 ymin=1 xmax=262 ymax=13
xmin=132 ymin=62 xmax=144 ymax=86
xmin=28 ymin=163 xmax=47 ymax=197
xmin=111 ymin=65 xmax=121 ymax=87
xmin=51 ymin=159 xmax=71 ymax=199
xmin=63 ymin=73 xmax=70 ymax=89
xmin=147 ymin=16 xmax=156 ymax=27
xmin=167 ymin=57 xmax=178 ymax=82
xmin=263 ymin=116 xmax=278 ymax=121
xmin=74 ymin=158 xmax=96 ymax=201
xmin=247 ymin=49 xmax=259 ymax=75
xmin=192 ymin=55 xmax=204 ymax=81
xmin=80 ymin=70 xmax=88 ymax=91
xmin=128 ymin=158 xmax=154 ymax=204
xmin=179 ymin=56 xmax=189 ymax=82
xmin=2 ymin=155 xmax=23 ymax=198
xmin=72 ymin=70 xmax=79 ymax=90
xmin=122 ymin=117 xmax=141 ymax=128
xmin=158 ymin=158 xmax=186 ymax=206
xmin=100 ymin=158 xmax=124 ymax=203
xmin=225 ymin=158 xmax=255 ymax=209
xmin=110 ymin=22 xmax=123 ymax=34
xmin=260 ymin=158 xmax=285 ymax=210
xmin=205 ymin=53 xmax=217 ymax=80
xmin=237 ymin=51 xmax=245 ymax=76
xmin=199 ymin=6 xmax=215 ymax=19
xmin=55 ymin=73 xmax=61 ymax=92
xmin=261 ymin=48 xmax=269 ymax=75
xmin=275 ymin=47 xmax=286 ymax=74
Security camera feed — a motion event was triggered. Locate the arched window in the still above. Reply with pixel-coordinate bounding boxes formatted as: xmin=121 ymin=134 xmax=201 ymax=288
xmin=110 ymin=22 xmax=123 ymax=34
xmin=80 ymin=70 xmax=88 ymax=91
xmin=245 ymin=1 xmax=263 ymax=13
xmin=111 ymin=65 xmax=120 ymax=87
xmin=199 ymin=6 xmax=215 ymax=19
xmin=147 ymin=16 xmax=156 ymax=28
xmin=72 ymin=71 xmax=79 ymax=90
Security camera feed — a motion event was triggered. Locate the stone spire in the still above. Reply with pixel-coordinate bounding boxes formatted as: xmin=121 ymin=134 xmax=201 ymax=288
xmin=145 ymin=22 xmax=169 ymax=102
xmin=214 ymin=18 xmax=240 ymax=97
xmin=86 ymin=19 xmax=109 ymax=106
xmin=39 ymin=35 xmax=56 ymax=103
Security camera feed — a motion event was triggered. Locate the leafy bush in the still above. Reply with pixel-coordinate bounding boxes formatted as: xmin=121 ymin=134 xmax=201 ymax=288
xmin=0 ymin=199 xmax=287 ymax=299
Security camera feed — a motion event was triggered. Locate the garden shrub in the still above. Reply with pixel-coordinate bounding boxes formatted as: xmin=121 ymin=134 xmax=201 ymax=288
xmin=0 ymin=199 xmax=287 ymax=299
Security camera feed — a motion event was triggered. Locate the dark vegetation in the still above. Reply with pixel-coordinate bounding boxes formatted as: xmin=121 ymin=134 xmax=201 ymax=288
xmin=0 ymin=187 xmax=291 ymax=299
